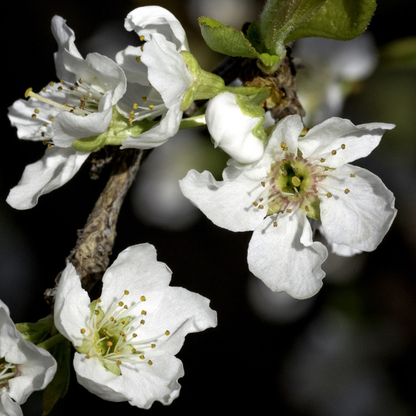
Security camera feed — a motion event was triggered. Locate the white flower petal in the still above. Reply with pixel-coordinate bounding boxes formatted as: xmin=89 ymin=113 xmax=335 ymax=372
xmin=51 ymin=15 xmax=83 ymax=81
xmin=1 ymin=392 xmax=23 ymax=416
xmin=142 ymin=33 xmax=192 ymax=109
xmin=8 ymin=97 xmax=61 ymax=141
xmin=73 ymin=355 xmax=125 ymax=402
xmin=53 ymin=263 xmax=92 ymax=347
xmin=7 ymin=340 xmax=57 ymax=404
xmin=120 ymin=353 xmax=183 ymax=409
xmin=0 ymin=301 xmax=18 ymax=357
xmin=264 ymin=114 xmax=304 ymax=159
xmin=52 ymin=108 xmax=112 ymax=147
xmin=248 ymin=211 xmax=328 ymax=299
xmin=100 ymin=244 xmax=172 ymax=316
xmin=116 ymin=45 xmax=148 ymax=85
xmin=298 ymin=117 xmax=395 ymax=168
xmin=206 ymin=92 xmax=265 ymax=164
xmin=179 ymin=168 xmax=266 ymax=232
xmin=6 ymin=148 xmax=89 ymax=210
xmin=121 ymin=101 xmax=182 ymax=149
xmin=137 ymin=286 xmax=217 ymax=353
xmin=320 ymin=164 xmax=397 ymax=251
xmin=124 ymin=6 xmax=190 ymax=51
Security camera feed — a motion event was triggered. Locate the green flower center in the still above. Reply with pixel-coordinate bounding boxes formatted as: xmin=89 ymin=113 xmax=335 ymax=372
xmin=253 ymin=149 xmax=326 ymax=221
xmin=76 ymin=290 xmax=170 ymax=376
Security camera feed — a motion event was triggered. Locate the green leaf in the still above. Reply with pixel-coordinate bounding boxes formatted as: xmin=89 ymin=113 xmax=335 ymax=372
xmin=285 ymin=0 xmax=377 ymax=42
xmin=259 ymin=0 xmax=327 ymax=56
xmin=42 ymin=339 xmax=71 ymax=415
xmin=198 ymin=16 xmax=260 ymax=59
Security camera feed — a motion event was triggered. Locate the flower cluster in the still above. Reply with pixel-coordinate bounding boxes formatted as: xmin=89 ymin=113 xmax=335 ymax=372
xmin=5 ymin=3 xmax=398 ymax=414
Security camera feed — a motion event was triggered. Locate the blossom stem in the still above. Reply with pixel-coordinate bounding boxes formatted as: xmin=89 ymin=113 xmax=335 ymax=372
xmin=179 ymin=114 xmax=206 ymax=130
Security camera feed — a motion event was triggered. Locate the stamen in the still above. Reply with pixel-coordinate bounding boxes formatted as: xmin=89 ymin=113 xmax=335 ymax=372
xmin=25 ymin=88 xmax=87 ymax=116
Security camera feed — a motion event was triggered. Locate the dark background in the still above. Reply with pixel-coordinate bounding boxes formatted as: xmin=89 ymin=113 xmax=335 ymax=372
xmin=1 ymin=1 xmax=415 ymax=415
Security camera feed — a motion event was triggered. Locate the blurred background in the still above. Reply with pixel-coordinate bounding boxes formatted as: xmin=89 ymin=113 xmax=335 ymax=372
xmin=1 ymin=0 xmax=415 ymax=415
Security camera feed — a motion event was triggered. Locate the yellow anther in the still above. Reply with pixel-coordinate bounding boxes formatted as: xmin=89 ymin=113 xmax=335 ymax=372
xmin=148 ymin=360 xmax=153 ymax=366
xmin=139 ymin=354 xmax=145 ymax=360
xmin=261 ymin=182 xmax=266 ymax=187
xmin=332 ymin=150 xmax=337 ymax=155
xmin=142 ymin=96 xmax=147 ymax=102
xmin=132 ymin=103 xmax=138 ymax=110
xmin=97 ymin=298 xmax=101 ymax=303
xmin=273 ymin=222 xmax=278 ymax=227
xmin=31 ymin=114 xmax=37 ymax=119
xmin=326 ymin=192 xmax=332 ymax=198
xmin=341 ymin=144 xmax=346 ymax=149
xmin=141 ymin=296 xmax=146 ymax=302
xmin=320 ymin=158 xmax=325 ymax=163
xmin=140 ymin=319 xmax=145 ymax=325
xmin=151 ymin=344 xmax=156 ymax=349
xmin=86 ymin=354 xmax=91 ymax=359
xmin=136 ymin=56 xmax=141 ymax=63
xmin=350 ymin=173 xmax=356 ymax=178
xmin=165 ymin=330 xmax=170 ymax=336
xmin=116 ymin=360 xmax=122 ymax=366
xmin=132 ymin=348 xmax=137 ymax=354
xmin=286 ymin=209 xmax=292 ymax=213
xmin=140 ymin=35 xmax=145 ymax=41
xmin=34 ymin=109 xmax=39 ymax=114
xmin=132 ymin=333 xmax=137 ymax=338
xmin=80 ymin=328 xmax=86 ymax=334
xmin=305 ymin=206 xmax=309 ymax=211
xmin=258 ymin=205 xmax=264 ymax=209
xmin=253 ymin=201 xmax=258 ymax=207
xmin=141 ymin=310 xmax=147 ymax=315
xmin=94 ymin=310 xmax=99 ymax=315
xmin=120 ymin=331 xmax=125 ymax=336
xmin=280 ymin=142 xmax=287 ymax=148
xmin=106 ymin=341 xmax=113 ymax=347
xmin=118 ymin=301 xmax=124 ymax=307
xmin=149 ymin=104 xmax=154 ymax=110
xmin=344 ymin=189 xmax=350 ymax=194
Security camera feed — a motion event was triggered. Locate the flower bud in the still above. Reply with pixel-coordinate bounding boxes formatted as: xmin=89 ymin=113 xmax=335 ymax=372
xmin=206 ymin=92 xmax=266 ymax=164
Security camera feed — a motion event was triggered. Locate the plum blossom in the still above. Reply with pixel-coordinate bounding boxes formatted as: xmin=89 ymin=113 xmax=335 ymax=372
xmin=7 ymin=15 xmax=126 ymax=210
xmin=206 ymin=92 xmax=266 ymax=164
xmin=180 ymin=115 xmax=397 ymax=299
xmin=0 ymin=300 xmax=57 ymax=416
xmin=54 ymin=243 xmax=217 ymax=409
xmin=115 ymin=6 xmax=194 ymax=150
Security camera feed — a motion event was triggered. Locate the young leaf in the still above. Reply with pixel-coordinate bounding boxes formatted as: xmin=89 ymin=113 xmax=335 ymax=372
xmin=198 ymin=17 xmax=260 ymax=59
xmin=285 ymin=0 xmax=377 ymax=42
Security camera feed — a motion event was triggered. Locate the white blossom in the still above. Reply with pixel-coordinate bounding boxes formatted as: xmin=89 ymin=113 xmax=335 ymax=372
xmin=180 ymin=115 xmax=397 ymax=299
xmin=7 ymin=15 xmax=126 ymax=209
xmin=206 ymin=92 xmax=265 ymax=164
xmin=0 ymin=300 xmax=57 ymax=416
xmin=115 ymin=6 xmax=194 ymax=149
xmin=54 ymin=243 xmax=217 ymax=409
